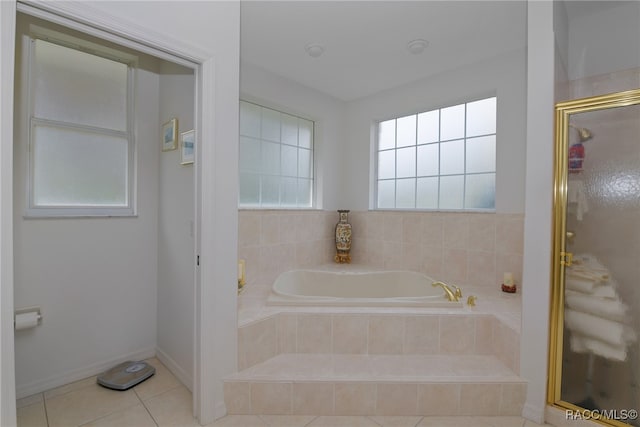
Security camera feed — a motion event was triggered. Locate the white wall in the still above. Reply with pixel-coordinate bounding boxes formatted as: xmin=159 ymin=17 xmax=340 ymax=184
xmin=240 ymin=63 xmax=346 ymax=210
xmin=2 ymin=1 xmax=240 ymax=424
xmin=342 ymin=48 xmax=527 ymax=213
xmin=157 ymin=63 xmax=195 ymax=388
xmin=12 ymin=26 xmax=161 ymax=396
xmin=521 ymin=1 xmax=556 ymax=423
xmin=568 ymin=1 xmax=640 ymax=81
xmin=554 ymin=0 xmax=570 ymax=102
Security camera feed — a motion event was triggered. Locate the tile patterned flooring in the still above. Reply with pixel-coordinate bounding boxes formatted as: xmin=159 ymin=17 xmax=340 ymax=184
xmin=17 ymin=358 xmax=549 ymax=427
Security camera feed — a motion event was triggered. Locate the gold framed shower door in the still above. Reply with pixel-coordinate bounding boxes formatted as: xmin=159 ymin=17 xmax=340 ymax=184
xmin=548 ymin=88 xmax=640 ymax=427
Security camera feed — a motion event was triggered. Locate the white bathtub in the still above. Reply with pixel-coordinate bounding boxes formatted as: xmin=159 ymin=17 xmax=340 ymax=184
xmin=266 ymin=269 xmax=463 ymax=307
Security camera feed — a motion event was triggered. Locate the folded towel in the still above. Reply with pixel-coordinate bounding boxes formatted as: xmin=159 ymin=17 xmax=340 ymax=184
xmin=565 ymin=276 xmax=599 ymax=293
xmin=573 ymin=254 xmax=609 ymax=274
xmin=565 ymin=276 xmax=618 ymax=298
xmin=566 ymin=269 xmax=608 ymax=282
xmin=570 ymin=333 xmax=629 ymax=362
xmin=590 ymin=284 xmax=618 ymax=299
xmin=565 ymin=291 xmax=628 ymax=322
xmin=565 ymin=309 xmax=635 ymax=347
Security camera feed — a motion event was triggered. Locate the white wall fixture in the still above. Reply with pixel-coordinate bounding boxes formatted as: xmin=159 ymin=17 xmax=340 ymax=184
xmin=14 ymin=307 xmax=41 ymax=331
xmin=406 ymin=39 xmax=429 ymax=54
xmin=305 ymin=43 xmax=325 ymax=58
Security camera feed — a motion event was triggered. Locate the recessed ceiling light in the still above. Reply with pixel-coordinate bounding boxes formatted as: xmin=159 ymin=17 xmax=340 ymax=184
xmin=305 ymin=43 xmax=325 ymax=58
xmin=407 ymin=39 xmax=429 ymax=55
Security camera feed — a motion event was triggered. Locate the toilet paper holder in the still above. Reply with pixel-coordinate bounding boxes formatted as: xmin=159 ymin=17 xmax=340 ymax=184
xmin=14 ymin=306 xmax=42 ymax=330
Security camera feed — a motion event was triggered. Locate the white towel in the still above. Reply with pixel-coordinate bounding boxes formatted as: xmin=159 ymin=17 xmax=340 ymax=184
xmin=569 ymin=333 xmax=629 ymax=362
xmin=566 ymin=269 xmax=608 ymax=282
xmin=590 ymin=284 xmax=618 ymax=299
xmin=565 ymin=276 xmax=599 ymax=294
xmin=567 ymin=180 xmax=589 ymax=220
xmin=565 ymin=309 xmax=635 ymax=347
xmin=565 ymin=291 xmax=628 ymax=322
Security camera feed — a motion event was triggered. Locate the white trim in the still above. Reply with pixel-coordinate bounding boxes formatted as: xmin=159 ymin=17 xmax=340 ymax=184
xmin=15 ymin=347 xmax=155 ymax=399
xmin=0 ymin=1 xmax=17 ymax=425
xmin=155 ymin=347 xmax=192 ymax=393
xmin=523 ymin=402 xmax=546 ymax=424
xmin=197 ymin=56 xmax=222 ymax=422
xmin=17 ymin=1 xmax=207 ymax=67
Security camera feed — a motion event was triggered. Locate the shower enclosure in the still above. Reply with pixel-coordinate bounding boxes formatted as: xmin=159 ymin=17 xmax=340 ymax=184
xmin=549 ymin=88 xmax=640 ymax=427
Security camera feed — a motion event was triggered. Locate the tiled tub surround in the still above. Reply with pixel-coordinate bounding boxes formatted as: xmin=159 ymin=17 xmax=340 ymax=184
xmin=238 ymin=210 xmax=524 ymax=314
xmin=236 ymin=312 xmax=520 ymax=373
xmin=234 ymin=209 xmax=525 ymax=417
xmin=226 ymin=311 xmax=523 ymax=416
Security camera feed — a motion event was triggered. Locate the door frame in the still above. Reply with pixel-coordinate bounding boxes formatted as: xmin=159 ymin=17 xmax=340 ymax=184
xmin=1 ymin=1 xmax=18 ymax=425
xmin=547 ymin=88 xmax=640 ymax=426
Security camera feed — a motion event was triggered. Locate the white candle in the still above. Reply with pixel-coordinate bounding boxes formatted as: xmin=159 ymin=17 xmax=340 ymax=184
xmin=504 ymin=272 xmax=513 ymax=286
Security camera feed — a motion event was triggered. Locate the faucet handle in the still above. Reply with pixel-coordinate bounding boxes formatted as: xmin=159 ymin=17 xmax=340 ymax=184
xmin=451 ymin=284 xmax=463 ymax=299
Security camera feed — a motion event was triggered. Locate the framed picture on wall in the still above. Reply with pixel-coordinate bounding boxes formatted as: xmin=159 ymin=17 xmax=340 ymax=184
xmin=180 ymin=130 xmax=195 ymax=165
xmin=162 ymin=118 xmax=178 ymax=151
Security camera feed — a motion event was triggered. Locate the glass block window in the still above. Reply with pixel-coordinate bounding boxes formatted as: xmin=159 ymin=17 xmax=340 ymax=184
xmin=27 ymin=38 xmax=134 ymax=216
xmin=239 ymin=101 xmax=314 ymax=208
xmin=376 ymin=97 xmax=496 ymax=210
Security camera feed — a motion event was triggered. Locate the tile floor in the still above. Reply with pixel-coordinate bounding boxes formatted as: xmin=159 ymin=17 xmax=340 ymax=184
xmin=16 ymin=358 xmax=193 ymax=427
xmin=17 ymin=358 xmax=550 ymax=427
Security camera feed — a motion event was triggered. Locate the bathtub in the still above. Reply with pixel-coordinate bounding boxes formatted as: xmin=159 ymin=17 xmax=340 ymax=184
xmin=266 ymin=269 xmax=463 ymax=307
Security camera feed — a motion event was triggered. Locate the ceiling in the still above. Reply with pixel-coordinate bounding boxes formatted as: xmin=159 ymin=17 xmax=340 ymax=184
xmin=240 ymin=1 xmax=527 ymax=102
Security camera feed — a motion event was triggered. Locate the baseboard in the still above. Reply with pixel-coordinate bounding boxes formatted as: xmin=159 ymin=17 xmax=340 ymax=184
xmin=213 ymin=400 xmax=227 ymax=421
xmin=16 ymin=347 xmax=156 ymax=399
xmin=523 ymin=402 xmax=546 ymax=424
xmin=155 ymin=346 xmax=192 ymax=392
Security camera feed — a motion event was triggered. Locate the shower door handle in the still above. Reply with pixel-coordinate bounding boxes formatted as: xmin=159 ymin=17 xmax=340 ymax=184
xmin=560 ymin=251 xmax=573 ymax=266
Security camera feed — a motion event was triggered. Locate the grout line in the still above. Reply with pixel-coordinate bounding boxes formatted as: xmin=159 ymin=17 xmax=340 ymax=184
xmin=76 ymin=400 xmax=141 ymax=427
xmin=140 ymin=396 xmax=160 ymax=427
xmin=301 ymin=415 xmax=318 ymax=427
xmin=42 ymin=393 xmax=50 ymax=427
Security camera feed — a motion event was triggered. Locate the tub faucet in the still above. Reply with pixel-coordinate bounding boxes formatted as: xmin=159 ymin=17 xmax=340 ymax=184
xmin=451 ymin=284 xmax=463 ymax=299
xmin=432 ymin=281 xmax=459 ymax=302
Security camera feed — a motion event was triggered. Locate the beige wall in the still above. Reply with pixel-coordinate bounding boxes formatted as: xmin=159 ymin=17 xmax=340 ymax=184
xmin=238 ymin=210 xmax=524 ymax=308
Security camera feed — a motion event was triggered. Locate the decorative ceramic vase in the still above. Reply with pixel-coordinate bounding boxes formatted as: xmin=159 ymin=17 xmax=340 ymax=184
xmin=334 ymin=210 xmax=352 ymax=264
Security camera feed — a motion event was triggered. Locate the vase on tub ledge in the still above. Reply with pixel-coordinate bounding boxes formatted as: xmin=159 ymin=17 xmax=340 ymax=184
xmin=334 ymin=210 xmax=352 ymax=264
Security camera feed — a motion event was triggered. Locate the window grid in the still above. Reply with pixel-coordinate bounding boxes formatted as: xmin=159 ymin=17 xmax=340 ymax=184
xmin=27 ymin=38 xmax=135 ymax=217
xmin=376 ymin=97 xmax=496 ymax=211
xmin=239 ymin=100 xmax=314 ymax=208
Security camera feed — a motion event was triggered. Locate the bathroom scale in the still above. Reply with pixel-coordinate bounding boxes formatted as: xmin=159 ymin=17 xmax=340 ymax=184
xmin=97 ymin=361 xmax=155 ymax=390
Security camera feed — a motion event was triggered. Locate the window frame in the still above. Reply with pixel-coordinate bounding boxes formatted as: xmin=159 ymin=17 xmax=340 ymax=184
xmin=24 ymin=34 xmax=137 ymax=218
xmin=238 ymin=99 xmax=316 ymax=209
xmin=374 ymin=96 xmax=497 ymax=212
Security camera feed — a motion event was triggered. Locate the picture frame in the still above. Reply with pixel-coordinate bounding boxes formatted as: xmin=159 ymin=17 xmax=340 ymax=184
xmin=162 ymin=118 xmax=178 ymax=151
xmin=180 ymin=130 xmax=195 ymax=165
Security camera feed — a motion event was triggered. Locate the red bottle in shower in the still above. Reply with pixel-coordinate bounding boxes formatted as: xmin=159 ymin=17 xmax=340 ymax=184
xmin=569 ymin=143 xmax=584 ymax=173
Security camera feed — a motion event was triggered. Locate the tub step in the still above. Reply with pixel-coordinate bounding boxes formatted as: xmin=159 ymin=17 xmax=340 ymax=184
xmin=224 ymin=353 xmax=526 ymax=416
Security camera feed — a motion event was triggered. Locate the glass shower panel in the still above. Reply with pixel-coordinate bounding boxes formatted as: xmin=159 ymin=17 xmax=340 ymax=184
xmin=560 ymin=102 xmax=640 ymax=426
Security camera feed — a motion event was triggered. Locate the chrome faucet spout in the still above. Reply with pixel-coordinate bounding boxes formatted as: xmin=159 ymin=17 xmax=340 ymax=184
xmin=432 ymin=281 xmax=459 ymax=302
